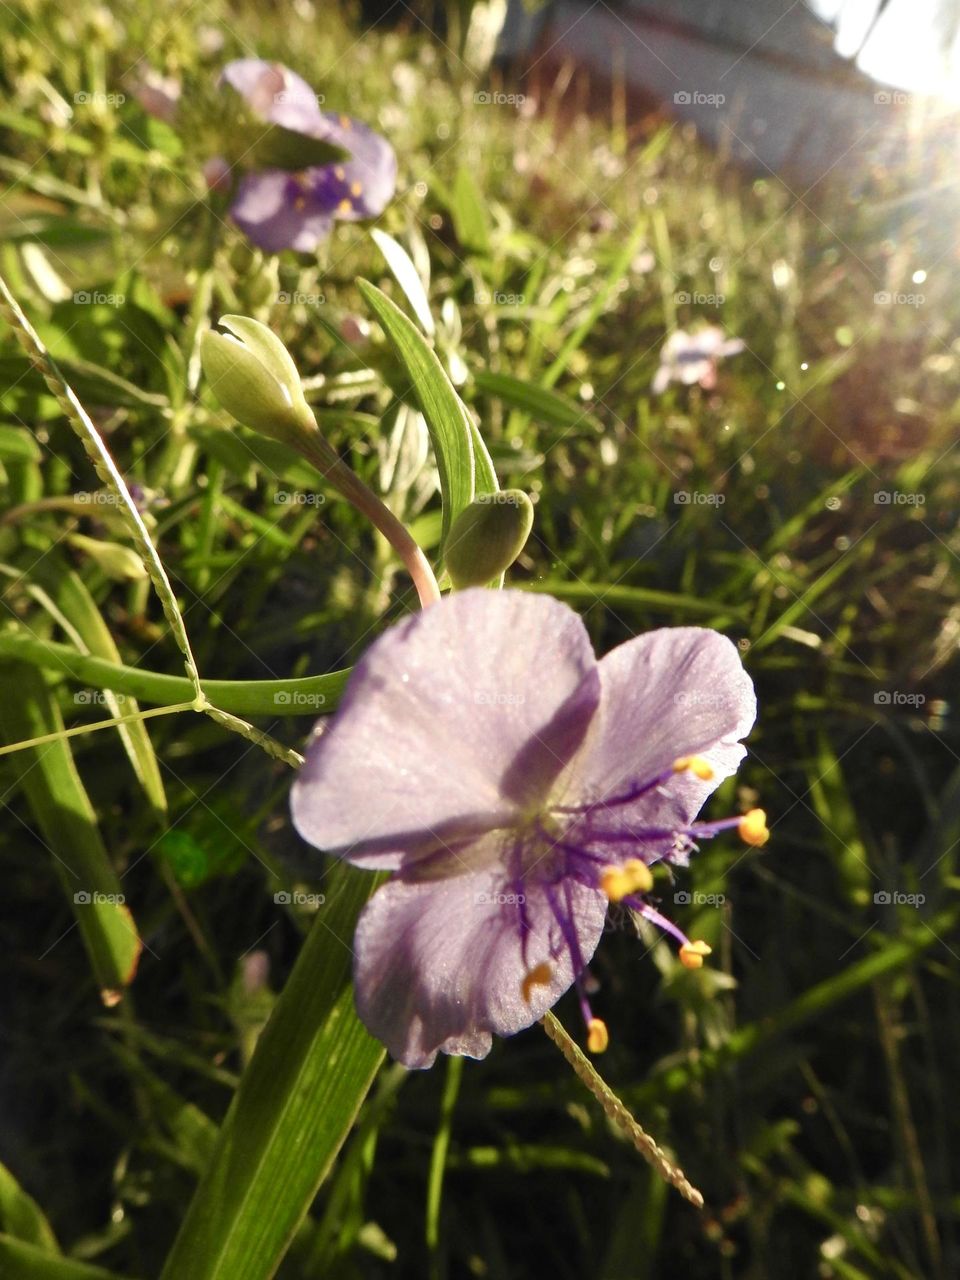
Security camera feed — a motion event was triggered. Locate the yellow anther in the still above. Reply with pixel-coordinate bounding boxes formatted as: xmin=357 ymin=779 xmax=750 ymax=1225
xmin=679 ymin=939 xmax=712 ymax=970
xmin=600 ymin=866 xmax=629 ymax=902
xmin=337 ymin=198 xmax=353 ymax=215
xmin=339 ymin=114 xmax=352 ymax=128
xmin=293 ymin=194 xmax=307 ymax=212
xmin=586 ymin=1017 xmax=609 ymax=1054
xmin=350 ymin=180 xmax=363 ymax=197
xmin=622 ymin=858 xmax=654 ymax=894
xmin=334 ymin=166 xmax=346 ymax=180
xmin=673 ymin=755 xmax=714 ymax=780
xmin=738 ymin=808 xmax=770 ymax=847
xmin=601 ymin=858 xmax=653 ymax=902
xmin=521 ymin=961 xmax=553 ymax=1004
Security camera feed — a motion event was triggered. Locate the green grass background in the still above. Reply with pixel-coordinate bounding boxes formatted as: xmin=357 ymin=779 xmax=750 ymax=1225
xmin=1 ymin=1 xmax=958 ymax=1277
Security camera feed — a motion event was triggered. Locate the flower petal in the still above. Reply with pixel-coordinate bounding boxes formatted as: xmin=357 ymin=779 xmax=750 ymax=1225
xmin=307 ymin=114 xmax=397 ymax=219
xmin=291 ymin=590 xmax=599 ymax=866
xmin=221 ymin=58 xmax=323 ymax=134
xmin=229 ymin=172 xmax=333 ymax=252
xmin=352 ymin=851 xmax=608 ymax=1068
xmin=555 ymin=627 xmax=756 ymax=841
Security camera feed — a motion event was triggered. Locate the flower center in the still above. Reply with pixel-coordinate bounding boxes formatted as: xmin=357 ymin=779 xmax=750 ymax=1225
xmin=512 ymin=757 xmax=769 ymax=1054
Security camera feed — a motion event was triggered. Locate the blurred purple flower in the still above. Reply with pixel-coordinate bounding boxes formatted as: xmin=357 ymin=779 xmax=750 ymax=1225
xmin=652 ymin=325 xmax=745 ymax=394
xmin=128 ymin=66 xmax=181 ymax=124
xmin=292 ymin=590 xmax=763 ymax=1069
xmin=221 ymin=59 xmax=397 ymax=252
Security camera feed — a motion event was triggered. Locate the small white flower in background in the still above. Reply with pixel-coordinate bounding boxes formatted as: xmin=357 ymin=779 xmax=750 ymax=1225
xmin=652 ymin=326 xmax=745 ymax=394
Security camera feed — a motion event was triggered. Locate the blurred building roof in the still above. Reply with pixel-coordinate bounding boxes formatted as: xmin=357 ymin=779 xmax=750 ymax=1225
xmin=499 ymin=0 xmax=909 ymax=182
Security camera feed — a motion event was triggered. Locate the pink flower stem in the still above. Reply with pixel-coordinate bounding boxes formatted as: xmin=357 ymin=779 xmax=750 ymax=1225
xmin=292 ymin=425 xmax=441 ymax=610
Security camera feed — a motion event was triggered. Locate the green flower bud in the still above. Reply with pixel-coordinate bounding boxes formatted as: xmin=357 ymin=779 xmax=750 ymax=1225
xmin=68 ymin=533 xmax=148 ymax=582
xmin=444 ymin=490 xmax=534 ymax=589
xmin=200 ymin=315 xmax=313 ymax=444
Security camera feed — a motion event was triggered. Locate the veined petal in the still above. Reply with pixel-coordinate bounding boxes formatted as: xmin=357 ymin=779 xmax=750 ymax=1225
xmin=291 ymin=590 xmax=599 ymax=865
xmin=352 ymin=851 xmax=608 ymax=1068
xmin=553 ymin=627 xmax=756 ymax=842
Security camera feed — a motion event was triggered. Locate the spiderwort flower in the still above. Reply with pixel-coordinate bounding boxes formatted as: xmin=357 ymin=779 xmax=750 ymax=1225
xmin=652 ymin=325 xmax=746 ymax=394
xmin=220 ymin=59 xmax=397 ymax=252
xmin=292 ymin=590 xmax=764 ymax=1069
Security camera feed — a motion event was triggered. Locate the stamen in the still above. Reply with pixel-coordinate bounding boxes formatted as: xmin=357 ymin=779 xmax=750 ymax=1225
xmin=678 ymin=939 xmax=712 ymax=970
xmin=337 ymin=198 xmax=353 ymax=215
xmin=624 ymin=898 xmax=691 ymax=948
xmin=599 ymin=866 xmax=628 ymax=900
xmin=623 ymin=857 xmax=654 ymax=892
xmin=334 ymin=166 xmax=346 ymax=180
xmin=673 ymin=755 xmax=715 ymax=780
xmin=587 ymin=1017 xmax=609 ymax=1054
xmin=521 ymin=961 xmax=553 ymax=1003
xmin=350 ymin=181 xmax=363 ymax=197
xmin=599 ymin=857 xmax=653 ymax=902
xmin=738 ymin=808 xmax=770 ymax=846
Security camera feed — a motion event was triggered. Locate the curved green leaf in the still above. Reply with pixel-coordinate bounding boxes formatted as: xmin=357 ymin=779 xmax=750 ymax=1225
xmin=0 ymin=1236 xmax=131 ymax=1279
xmin=370 ymin=229 xmax=435 ymax=336
xmin=0 ymin=1162 xmax=59 ymax=1253
xmin=357 ymin=279 xmax=476 ymax=546
xmin=0 ymin=663 xmax=142 ymax=1003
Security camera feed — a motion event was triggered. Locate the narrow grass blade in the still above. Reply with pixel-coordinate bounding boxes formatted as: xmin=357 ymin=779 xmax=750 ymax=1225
xmin=31 ymin=560 xmax=167 ymax=818
xmin=524 ymin=580 xmax=747 ymax=620
xmin=0 ymin=664 xmax=142 ymax=1003
xmin=472 ymin=370 xmax=600 ymax=430
xmin=0 ymin=274 xmax=202 ymax=698
xmin=159 ymin=865 xmax=386 ymax=1280
xmin=540 ymin=217 xmax=647 ymax=389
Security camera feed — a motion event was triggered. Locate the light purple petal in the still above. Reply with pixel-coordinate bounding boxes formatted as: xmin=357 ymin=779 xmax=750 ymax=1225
xmin=553 ymin=627 xmax=756 ymax=843
xmin=660 ymin=330 xmax=690 ymax=359
xmin=220 ymin=58 xmax=323 ymax=134
xmin=229 ymin=171 xmax=333 ymax=252
xmin=679 ymin=359 xmax=710 ymax=385
xmin=689 ymin=326 xmax=725 ymax=356
xmin=307 ymin=113 xmax=397 ymax=219
xmin=352 ymin=848 xmax=608 ymax=1068
xmin=719 ymin=338 xmax=746 ymax=357
xmin=291 ymin=589 xmax=600 ymax=867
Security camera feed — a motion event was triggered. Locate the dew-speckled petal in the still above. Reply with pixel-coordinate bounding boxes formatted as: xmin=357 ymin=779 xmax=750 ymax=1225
xmin=291 ymin=590 xmax=600 ymax=865
xmin=352 ymin=849 xmax=608 ymax=1068
xmin=553 ymin=627 xmax=756 ymax=858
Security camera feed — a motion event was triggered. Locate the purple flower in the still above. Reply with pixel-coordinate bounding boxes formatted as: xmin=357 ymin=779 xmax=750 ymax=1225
xmin=128 ymin=66 xmax=181 ymax=124
xmin=220 ymin=59 xmax=397 ymax=252
xmin=291 ymin=590 xmax=764 ymax=1069
xmin=652 ymin=325 xmax=746 ymax=394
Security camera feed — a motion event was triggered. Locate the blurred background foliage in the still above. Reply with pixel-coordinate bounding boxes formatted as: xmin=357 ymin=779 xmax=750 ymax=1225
xmin=1 ymin=0 xmax=959 ymax=1277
